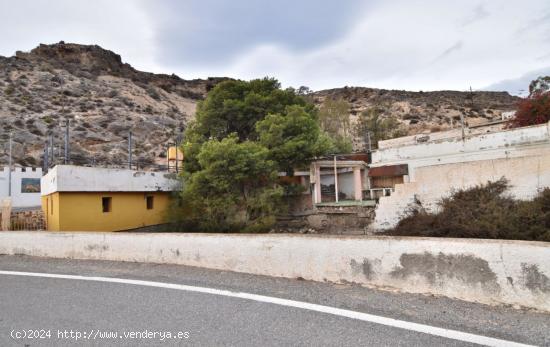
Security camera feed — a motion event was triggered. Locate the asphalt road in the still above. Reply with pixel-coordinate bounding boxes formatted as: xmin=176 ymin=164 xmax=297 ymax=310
xmin=0 ymin=256 xmax=548 ymax=346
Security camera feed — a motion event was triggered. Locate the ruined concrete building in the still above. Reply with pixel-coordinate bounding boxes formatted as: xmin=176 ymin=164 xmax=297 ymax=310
xmin=281 ymin=120 xmax=550 ymax=234
xmin=369 ymin=121 xmax=550 ymax=230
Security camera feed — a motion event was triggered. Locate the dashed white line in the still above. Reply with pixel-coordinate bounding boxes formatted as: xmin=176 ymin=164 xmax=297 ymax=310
xmin=0 ymin=270 xmax=535 ymax=347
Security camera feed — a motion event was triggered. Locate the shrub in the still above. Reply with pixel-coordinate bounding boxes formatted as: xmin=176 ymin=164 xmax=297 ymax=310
xmin=146 ymin=86 xmax=161 ymax=100
xmin=386 ymin=178 xmax=550 ymax=241
xmin=508 ymin=76 xmax=550 ymax=128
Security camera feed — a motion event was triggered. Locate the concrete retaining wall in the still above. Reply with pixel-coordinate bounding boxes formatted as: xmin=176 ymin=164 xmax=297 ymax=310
xmin=0 ymin=232 xmax=548 ymax=311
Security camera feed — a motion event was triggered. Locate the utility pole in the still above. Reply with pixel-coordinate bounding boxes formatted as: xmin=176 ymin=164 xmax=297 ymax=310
xmin=175 ymin=146 xmax=179 ymax=173
xmin=8 ymin=132 xmax=12 ymax=197
xmin=64 ymin=119 xmax=70 ymax=164
xmin=43 ymin=142 xmax=49 ymax=173
xmin=365 ymin=131 xmax=372 ymax=153
xmin=166 ymin=144 xmax=170 ymax=172
xmin=49 ymin=134 xmax=54 ymax=166
xmin=128 ymin=131 xmax=133 ymax=170
xmin=460 ymin=112 xmax=465 ymax=140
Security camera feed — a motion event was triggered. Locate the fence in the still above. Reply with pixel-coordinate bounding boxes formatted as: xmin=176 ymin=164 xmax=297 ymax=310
xmin=0 ymin=208 xmax=45 ymax=231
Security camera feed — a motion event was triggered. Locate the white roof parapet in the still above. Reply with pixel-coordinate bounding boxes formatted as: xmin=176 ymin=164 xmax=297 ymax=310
xmin=313 ymin=160 xmax=367 ymax=168
xmin=371 ymin=121 xmax=550 ymax=167
xmin=41 ymin=165 xmax=180 ymax=196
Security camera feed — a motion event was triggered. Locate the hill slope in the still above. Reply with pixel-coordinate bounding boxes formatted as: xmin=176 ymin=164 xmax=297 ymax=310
xmin=0 ymin=42 xmax=520 ymax=167
xmin=0 ymin=42 xmax=225 ymax=167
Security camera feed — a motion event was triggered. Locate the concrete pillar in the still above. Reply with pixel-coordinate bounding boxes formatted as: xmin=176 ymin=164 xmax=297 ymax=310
xmin=353 ymin=167 xmax=362 ymax=201
xmin=333 ymin=156 xmax=339 ymax=203
xmin=1 ymin=198 xmax=12 ymax=231
xmin=314 ymin=165 xmax=321 ymax=204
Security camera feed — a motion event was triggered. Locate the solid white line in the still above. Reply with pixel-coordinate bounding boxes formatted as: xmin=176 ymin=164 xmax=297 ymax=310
xmin=0 ymin=270 xmax=534 ymax=347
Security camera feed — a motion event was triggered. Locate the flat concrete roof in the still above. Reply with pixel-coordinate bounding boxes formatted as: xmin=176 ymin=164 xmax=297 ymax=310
xmin=41 ymin=165 xmax=179 ymax=196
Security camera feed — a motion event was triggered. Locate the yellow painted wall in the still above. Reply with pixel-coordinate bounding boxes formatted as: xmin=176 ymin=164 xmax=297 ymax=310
xmin=168 ymin=146 xmax=184 ymax=161
xmin=42 ymin=192 xmax=171 ymax=231
xmin=41 ymin=192 xmax=61 ymax=231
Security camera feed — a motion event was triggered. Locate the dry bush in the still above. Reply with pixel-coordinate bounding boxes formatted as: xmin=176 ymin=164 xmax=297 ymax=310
xmin=386 ymin=178 xmax=550 ymax=241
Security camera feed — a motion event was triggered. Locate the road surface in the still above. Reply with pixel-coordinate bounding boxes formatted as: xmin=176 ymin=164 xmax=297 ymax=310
xmin=0 ymin=255 xmax=548 ymax=346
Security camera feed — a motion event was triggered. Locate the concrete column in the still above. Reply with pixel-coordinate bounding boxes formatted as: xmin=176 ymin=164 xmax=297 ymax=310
xmin=333 ymin=156 xmax=339 ymax=203
xmin=314 ymin=165 xmax=321 ymax=204
xmin=1 ymin=198 xmax=12 ymax=231
xmin=353 ymin=167 xmax=362 ymax=201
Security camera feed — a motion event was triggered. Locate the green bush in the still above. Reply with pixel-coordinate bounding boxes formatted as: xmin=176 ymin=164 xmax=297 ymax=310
xmin=386 ymin=178 xmax=550 ymax=241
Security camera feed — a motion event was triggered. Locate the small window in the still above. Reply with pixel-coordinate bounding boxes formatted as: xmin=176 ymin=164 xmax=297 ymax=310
xmin=146 ymin=196 xmax=154 ymax=210
xmin=102 ymin=197 xmax=112 ymax=213
xmin=50 ymin=197 xmax=53 ymax=215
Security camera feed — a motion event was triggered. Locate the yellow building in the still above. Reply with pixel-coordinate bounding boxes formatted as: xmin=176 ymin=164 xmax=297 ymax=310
xmin=41 ymin=165 xmax=179 ymax=231
xmin=167 ymin=146 xmax=184 ymax=172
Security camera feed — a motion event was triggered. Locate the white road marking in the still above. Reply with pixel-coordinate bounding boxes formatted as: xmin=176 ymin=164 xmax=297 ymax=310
xmin=0 ymin=270 xmax=534 ymax=347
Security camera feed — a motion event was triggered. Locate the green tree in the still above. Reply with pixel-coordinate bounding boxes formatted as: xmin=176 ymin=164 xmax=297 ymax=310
xmin=355 ymin=107 xmax=406 ymax=149
xmin=191 ymin=77 xmax=313 ymax=143
xmin=178 ymin=135 xmax=283 ymax=232
xmin=256 ymin=105 xmax=333 ymax=175
xmin=177 ymin=77 xmax=334 ymax=232
xmin=528 ymin=76 xmax=550 ymax=96
xmin=317 ymin=98 xmax=353 ymax=153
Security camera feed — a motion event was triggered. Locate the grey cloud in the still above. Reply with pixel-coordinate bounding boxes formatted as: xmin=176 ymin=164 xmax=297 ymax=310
xmin=460 ymin=4 xmax=489 ymax=27
xmin=432 ymin=41 xmax=463 ymax=63
xmin=139 ymin=0 xmax=370 ymax=68
xmin=482 ymin=66 xmax=550 ymax=96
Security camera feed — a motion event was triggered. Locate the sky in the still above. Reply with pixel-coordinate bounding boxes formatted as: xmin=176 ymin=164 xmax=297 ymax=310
xmin=0 ymin=0 xmax=549 ymax=95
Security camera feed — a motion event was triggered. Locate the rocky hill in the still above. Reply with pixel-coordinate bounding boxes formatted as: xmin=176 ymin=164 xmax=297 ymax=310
xmin=0 ymin=42 xmax=225 ymax=167
xmin=312 ymin=87 xmax=519 ymax=149
xmin=0 ymin=42 xmax=520 ymax=167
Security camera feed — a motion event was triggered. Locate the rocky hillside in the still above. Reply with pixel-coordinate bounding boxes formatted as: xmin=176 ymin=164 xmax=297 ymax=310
xmin=312 ymin=87 xmax=519 ymax=149
xmin=0 ymin=42 xmax=520 ymax=167
xmin=0 ymin=42 xmax=225 ymax=167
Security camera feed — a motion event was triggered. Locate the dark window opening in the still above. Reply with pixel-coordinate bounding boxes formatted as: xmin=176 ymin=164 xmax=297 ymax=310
xmin=102 ymin=197 xmax=112 ymax=213
xmin=146 ymin=196 xmax=154 ymax=210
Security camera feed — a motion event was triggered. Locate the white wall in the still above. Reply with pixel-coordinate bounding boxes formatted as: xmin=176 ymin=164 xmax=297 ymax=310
xmin=372 ymin=121 xmax=550 ymax=173
xmin=0 ymin=167 xmax=42 ymax=208
xmin=370 ymin=122 xmax=550 ymax=230
xmin=41 ymin=165 xmax=179 ymax=195
xmin=0 ymin=232 xmax=548 ymax=311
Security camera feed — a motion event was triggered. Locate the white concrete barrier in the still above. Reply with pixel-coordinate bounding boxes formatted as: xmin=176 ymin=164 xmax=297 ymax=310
xmin=0 ymin=232 xmax=549 ymax=311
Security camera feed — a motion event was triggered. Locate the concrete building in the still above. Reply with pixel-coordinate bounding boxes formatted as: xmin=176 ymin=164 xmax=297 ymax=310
xmin=41 ymin=165 xmax=179 ymax=231
xmin=369 ymin=121 xmax=550 ymax=230
xmin=0 ymin=167 xmax=42 ymax=208
xmin=310 ymin=159 xmax=369 ymax=205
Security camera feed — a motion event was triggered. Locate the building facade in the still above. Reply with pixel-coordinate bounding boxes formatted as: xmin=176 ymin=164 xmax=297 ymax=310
xmin=41 ymin=165 xmax=179 ymax=231
xmin=0 ymin=167 xmax=42 ymax=208
xmin=369 ymin=121 xmax=550 ymax=230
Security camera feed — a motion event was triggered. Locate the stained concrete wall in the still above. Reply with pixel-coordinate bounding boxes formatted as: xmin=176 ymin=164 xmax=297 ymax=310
xmin=41 ymin=165 xmax=179 ymax=196
xmin=370 ymin=122 xmax=550 ymax=230
xmin=372 ymin=121 xmax=550 ymax=171
xmin=0 ymin=167 xmax=42 ymax=208
xmin=372 ymin=153 xmax=550 ymax=230
xmin=0 ymin=232 xmax=548 ymax=311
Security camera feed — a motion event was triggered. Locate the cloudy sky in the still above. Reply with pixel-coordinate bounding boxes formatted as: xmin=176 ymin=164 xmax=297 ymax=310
xmin=1 ymin=0 xmax=549 ymax=94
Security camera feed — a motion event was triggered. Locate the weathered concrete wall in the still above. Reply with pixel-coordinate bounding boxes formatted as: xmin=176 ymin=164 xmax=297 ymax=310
xmin=372 ymin=122 xmax=550 ymax=173
xmin=0 ymin=167 xmax=42 ymax=208
xmin=41 ymin=165 xmax=179 ymax=196
xmin=372 ymin=153 xmax=550 ymax=229
xmin=0 ymin=232 xmax=548 ymax=311
xmin=370 ymin=122 xmax=550 ymax=230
